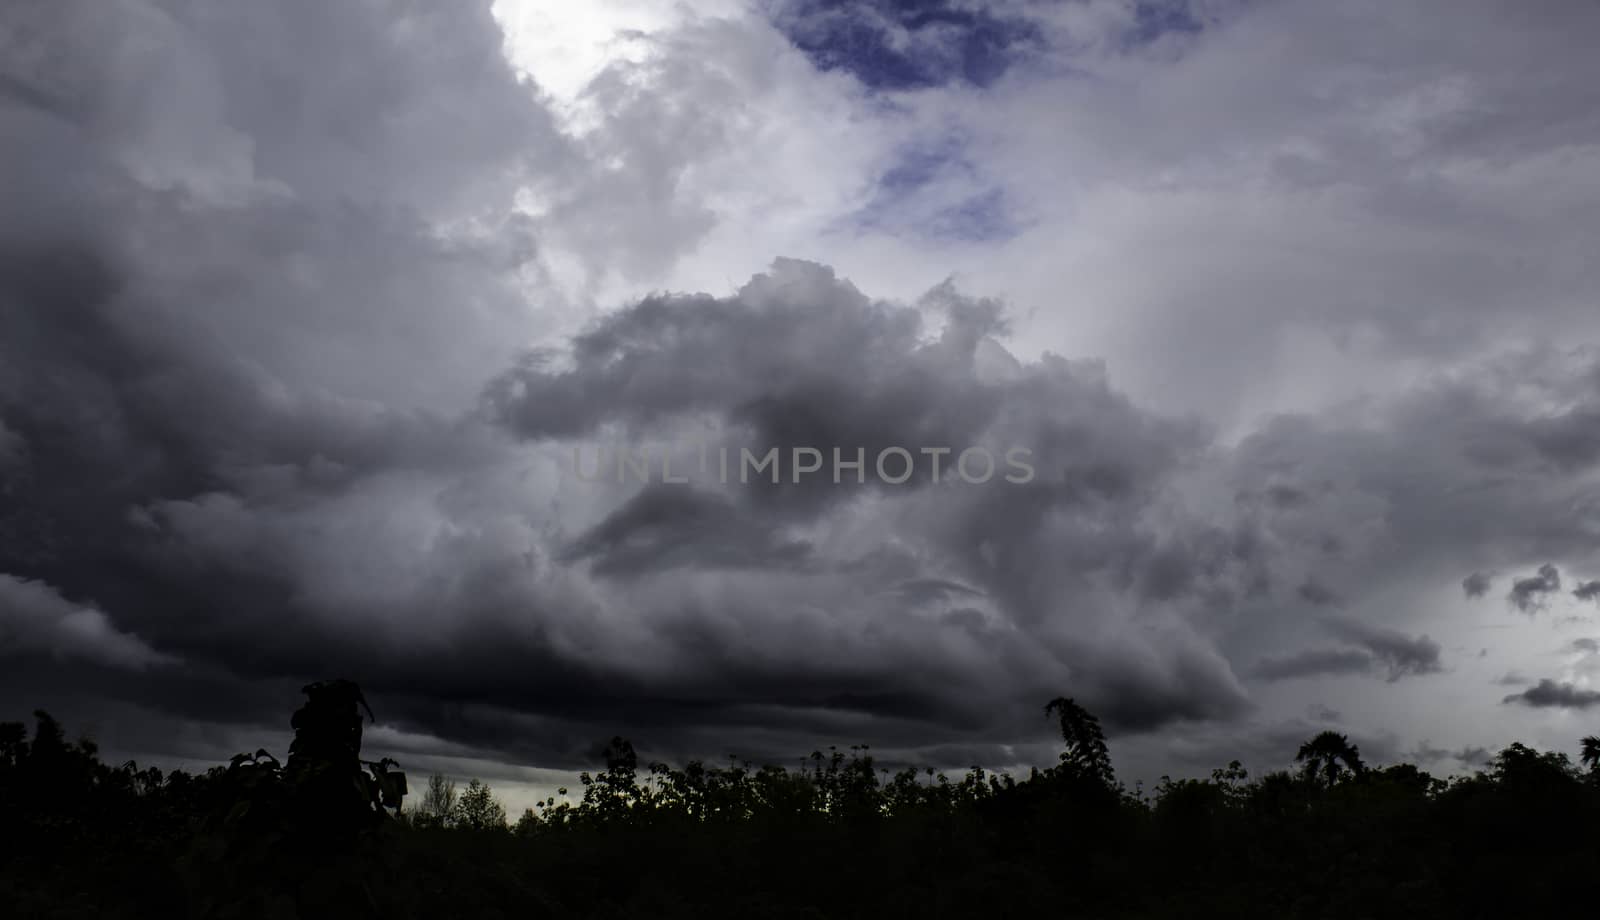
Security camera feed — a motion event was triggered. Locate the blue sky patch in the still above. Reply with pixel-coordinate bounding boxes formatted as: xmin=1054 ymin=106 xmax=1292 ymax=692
xmin=770 ymin=0 xmax=1043 ymax=91
xmin=845 ymin=135 xmax=1020 ymax=243
xmin=921 ymin=187 xmax=1015 ymax=242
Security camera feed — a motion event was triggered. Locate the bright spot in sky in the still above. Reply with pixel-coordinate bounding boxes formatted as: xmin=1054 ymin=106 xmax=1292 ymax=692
xmin=493 ymin=0 xmax=747 ymax=120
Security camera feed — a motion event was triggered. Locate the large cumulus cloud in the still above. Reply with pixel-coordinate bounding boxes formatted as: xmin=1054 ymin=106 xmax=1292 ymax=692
xmin=0 ymin=0 xmax=576 ymax=754
xmin=6 ymin=0 xmax=1600 ymax=787
xmin=0 ymin=0 xmax=1268 ymax=771
xmin=0 ymin=2 xmax=1269 ymax=763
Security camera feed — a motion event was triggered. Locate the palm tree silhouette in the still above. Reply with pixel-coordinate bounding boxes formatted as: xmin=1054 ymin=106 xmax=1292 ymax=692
xmin=1580 ymin=735 xmax=1600 ymax=775
xmin=1295 ymin=731 xmax=1365 ymax=787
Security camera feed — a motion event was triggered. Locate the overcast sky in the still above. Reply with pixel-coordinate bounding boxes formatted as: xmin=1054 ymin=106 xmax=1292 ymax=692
xmin=4 ymin=0 xmax=1600 ymax=812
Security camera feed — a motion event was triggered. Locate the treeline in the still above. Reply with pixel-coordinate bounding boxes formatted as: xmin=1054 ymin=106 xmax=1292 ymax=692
xmin=3 ymin=698 xmax=1599 ymax=918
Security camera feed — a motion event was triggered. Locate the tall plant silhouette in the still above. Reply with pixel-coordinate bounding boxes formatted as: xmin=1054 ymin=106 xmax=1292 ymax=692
xmin=1295 ymin=731 xmax=1365 ymax=787
xmin=1581 ymin=735 xmax=1600 ymax=777
xmin=1045 ymin=697 xmax=1115 ymax=785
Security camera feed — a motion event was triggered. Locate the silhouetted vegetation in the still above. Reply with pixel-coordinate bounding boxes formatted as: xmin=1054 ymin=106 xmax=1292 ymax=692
xmin=3 ymin=685 xmax=1598 ymax=918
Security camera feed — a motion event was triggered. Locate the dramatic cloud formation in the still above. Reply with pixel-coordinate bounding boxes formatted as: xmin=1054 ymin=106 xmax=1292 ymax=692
xmin=484 ymin=258 xmax=1264 ymax=742
xmin=4 ymin=0 xmax=1600 ymax=793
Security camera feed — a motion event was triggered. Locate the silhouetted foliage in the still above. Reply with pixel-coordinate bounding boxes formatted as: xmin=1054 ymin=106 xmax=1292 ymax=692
xmin=1044 ymin=696 xmax=1115 ymax=785
xmin=410 ymin=773 xmax=458 ymax=828
xmin=1294 ymin=729 xmax=1365 ymax=788
xmin=453 ymin=779 xmax=508 ymax=831
xmin=3 ymin=685 xmax=1599 ymax=918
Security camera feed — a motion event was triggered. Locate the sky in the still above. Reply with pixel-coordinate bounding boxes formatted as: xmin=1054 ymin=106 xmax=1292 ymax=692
xmin=3 ymin=0 xmax=1600 ymax=815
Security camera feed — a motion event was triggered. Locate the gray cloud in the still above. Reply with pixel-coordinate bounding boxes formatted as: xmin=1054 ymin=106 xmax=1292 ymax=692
xmin=1509 ymin=564 xmax=1562 ymax=613
xmin=1462 ymin=571 xmax=1492 ymax=598
xmin=1410 ymin=741 xmax=1492 ymax=769
xmin=0 ymin=575 xmax=175 ymax=670
xmin=1322 ymin=617 xmax=1445 ymax=682
xmin=559 ymin=484 xmax=815 ymax=577
xmin=1252 ymin=617 xmax=1442 ymax=683
xmin=1252 ymin=648 xmax=1373 ymax=682
xmin=1306 ymin=703 xmax=1342 ymax=723
xmin=1573 ymin=580 xmax=1600 ymax=603
xmin=1118 ymin=716 xmax=1402 ymax=781
xmin=1502 ymin=679 xmax=1600 ymax=710
xmin=1296 ymin=578 xmax=1342 ymax=607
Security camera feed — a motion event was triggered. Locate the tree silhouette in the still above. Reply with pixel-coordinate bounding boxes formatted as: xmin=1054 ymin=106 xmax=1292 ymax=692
xmin=453 ymin=779 xmax=507 ymax=830
xmin=1581 ymin=735 xmax=1600 ymax=776
xmin=1044 ymin=697 xmax=1115 ymax=785
xmin=1295 ymin=730 xmax=1365 ymax=787
xmin=413 ymin=773 xmax=458 ymax=827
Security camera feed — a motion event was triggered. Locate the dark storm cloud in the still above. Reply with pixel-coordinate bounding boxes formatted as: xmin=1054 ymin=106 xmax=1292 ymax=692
xmin=0 ymin=0 xmax=580 ymax=753
xmin=1502 ymin=679 xmax=1600 ymax=710
xmin=1573 ymin=580 xmax=1600 ymax=603
xmin=1568 ymin=638 xmax=1600 ymax=654
xmin=1463 ymin=571 xmax=1493 ymax=598
xmin=488 ymin=265 xmax=1009 ymax=457
xmin=0 ymin=575 xmax=174 ymax=670
xmin=1251 ymin=618 xmax=1442 ymax=683
xmin=559 ymin=484 xmax=814 ymax=576
xmin=486 ymin=262 xmax=1211 ymax=525
xmin=6 ymin=0 xmax=1600 ymax=784
xmin=1526 ymin=406 xmax=1600 ymax=472
xmin=1509 ymin=564 xmax=1561 ymax=613
xmin=0 ymin=0 xmax=1275 ymax=769
xmin=485 ymin=256 xmax=1265 ymax=744
xmin=1323 ymin=617 xmax=1444 ymax=682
